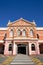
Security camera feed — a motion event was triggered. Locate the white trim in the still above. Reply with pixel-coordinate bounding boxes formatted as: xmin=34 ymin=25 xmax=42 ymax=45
xmin=0 ymin=27 xmax=7 ymax=30
xmin=36 ymin=27 xmax=43 ymax=30
xmin=0 ymin=40 xmax=4 ymax=43
xmin=7 ymin=18 xmax=36 ymax=26
xmin=14 ymin=38 xmax=38 ymax=40
xmin=38 ymin=40 xmax=43 ymax=43
xmin=6 ymin=37 xmax=38 ymax=40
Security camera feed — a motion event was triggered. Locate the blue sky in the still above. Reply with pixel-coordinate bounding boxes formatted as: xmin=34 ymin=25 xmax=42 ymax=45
xmin=0 ymin=0 xmax=43 ymax=27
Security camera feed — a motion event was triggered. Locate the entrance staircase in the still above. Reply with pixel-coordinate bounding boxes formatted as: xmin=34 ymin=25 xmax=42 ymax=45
xmin=10 ymin=54 xmax=35 ymax=65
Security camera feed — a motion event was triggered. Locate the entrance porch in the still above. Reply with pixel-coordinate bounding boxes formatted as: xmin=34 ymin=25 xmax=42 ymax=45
xmin=4 ymin=39 xmax=40 ymax=55
xmin=13 ymin=42 xmax=29 ymax=55
xmin=17 ymin=44 xmax=28 ymax=55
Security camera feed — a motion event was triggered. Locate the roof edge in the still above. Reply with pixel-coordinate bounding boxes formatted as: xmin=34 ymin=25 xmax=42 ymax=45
xmin=0 ymin=27 xmax=7 ymax=30
xmin=7 ymin=18 xmax=36 ymax=26
xmin=36 ymin=27 xmax=43 ymax=30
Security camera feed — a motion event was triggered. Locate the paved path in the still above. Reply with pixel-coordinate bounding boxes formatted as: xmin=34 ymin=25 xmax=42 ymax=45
xmin=10 ymin=54 xmax=36 ymax=65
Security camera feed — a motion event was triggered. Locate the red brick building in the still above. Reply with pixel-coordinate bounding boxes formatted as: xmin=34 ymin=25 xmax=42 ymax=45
xmin=0 ymin=18 xmax=43 ymax=55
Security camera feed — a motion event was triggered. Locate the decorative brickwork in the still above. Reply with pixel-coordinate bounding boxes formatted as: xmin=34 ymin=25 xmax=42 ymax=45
xmin=0 ymin=18 xmax=43 ymax=55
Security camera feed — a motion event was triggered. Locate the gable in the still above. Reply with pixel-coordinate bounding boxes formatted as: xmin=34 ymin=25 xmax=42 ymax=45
xmin=7 ymin=18 xmax=36 ymax=27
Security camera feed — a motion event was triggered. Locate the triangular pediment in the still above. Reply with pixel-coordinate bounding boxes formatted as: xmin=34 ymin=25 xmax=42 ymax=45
xmin=7 ymin=18 xmax=36 ymax=27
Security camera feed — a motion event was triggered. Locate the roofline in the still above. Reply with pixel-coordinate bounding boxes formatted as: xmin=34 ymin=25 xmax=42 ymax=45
xmin=0 ymin=27 xmax=7 ymax=30
xmin=36 ymin=27 xmax=43 ymax=30
xmin=7 ymin=18 xmax=36 ymax=26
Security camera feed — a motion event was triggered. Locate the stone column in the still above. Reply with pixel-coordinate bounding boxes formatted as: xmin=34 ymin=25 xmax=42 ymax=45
xmin=36 ymin=42 xmax=40 ymax=55
xmin=13 ymin=42 xmax=17 ymax=55
xmin=26 ymin=46 xmax=28 ymax=55
xmin=4 ymin=41 xmax=9 ymax=55
xmin=29 ymin=42 xmax=31 ymax=55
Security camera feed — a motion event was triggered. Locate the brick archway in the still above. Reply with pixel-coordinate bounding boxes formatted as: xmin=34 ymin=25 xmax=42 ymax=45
xmin=39 ymin=43 xmax=43 ymax=54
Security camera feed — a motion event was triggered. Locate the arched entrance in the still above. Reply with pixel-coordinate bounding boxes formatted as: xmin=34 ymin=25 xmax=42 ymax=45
xmin=0 ymin=44 xmax=4 ymax=54
xmin=17 ymin=44 xmax=27 ymax=55
xmin=39 ymin=43 xmax=43 ymax=54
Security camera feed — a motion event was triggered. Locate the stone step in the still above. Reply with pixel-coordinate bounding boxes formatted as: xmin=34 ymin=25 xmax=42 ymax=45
xmin=14 ymin=59 xmax=32 ymax=60
xmin=14 ymin=57 xmax=31 ymax=59
xmin=10 ymin=60 xmax=35 ymax=65
xmin=10 ymin=64 xmax=36 ymax=65
xmin=10 ymin=54 xmax=36 ymax=65
xmin=12 ymin=61 xmax=33 ymax=63
xmin=13 ymin=60 xmax=32 ymax=61
xmin=10 ymin=62 xmax=35 ymax=65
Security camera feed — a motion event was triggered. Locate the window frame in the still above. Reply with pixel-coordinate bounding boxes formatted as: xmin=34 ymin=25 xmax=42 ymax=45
xmin=31 ymin=44 xmax=35 ymax=51
xmin=22 ymin=29 xmax=26 ymax=36
xmin=8 ymin=44 xmax=12 ymax=51
xmin=10 ymin=29 xmax=14 ymax=37
xmin=17 ymin=29 xmax=21 ymax=36
xmin=30 ymin=29 xmax=34 ymax=36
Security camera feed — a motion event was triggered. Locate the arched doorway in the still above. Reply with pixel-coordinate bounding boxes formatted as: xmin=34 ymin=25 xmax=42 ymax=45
xmin=39 ymin=44 xmax=43 ymax=54
xmin=0 ymin=44 xmax=4 ymax=54
xmin=17 ymin=44 xmax=26 ymax=54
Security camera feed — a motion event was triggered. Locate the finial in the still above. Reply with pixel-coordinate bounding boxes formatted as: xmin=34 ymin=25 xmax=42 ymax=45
xmin=20 ymin=18 xmax=23 ymax=19
xmin=8 ymin=20 xmax=11 ymax=24
xmin=7 ymin=20 xmax=11 ymax=26
xmin=8 ymin=20 xmax=10 ymax=23
xmin=33 ymin=20 xmax=36 ymax=25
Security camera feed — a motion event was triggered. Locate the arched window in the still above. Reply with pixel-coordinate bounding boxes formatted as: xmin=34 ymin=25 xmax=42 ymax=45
xmin=37 ymin=34 xmax=39 ymax=39
xmin=31 ymin=44 xmax=35 ymax=51
xmin=22 ymin=29 xmax=26 ymax=36
xmin=9 ymin=44 xmax=12 ymax=51
xmin=30 ymin=29 xmax=34 ymax=36
xmin=18 ymin=29 xmax=21 ymax=36
xmin=10 ymin=29 xmax=13 ymax=37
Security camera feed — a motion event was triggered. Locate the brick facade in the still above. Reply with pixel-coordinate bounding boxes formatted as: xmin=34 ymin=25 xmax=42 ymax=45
xmin=0 ymin=18 xmax=43 ymax=55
